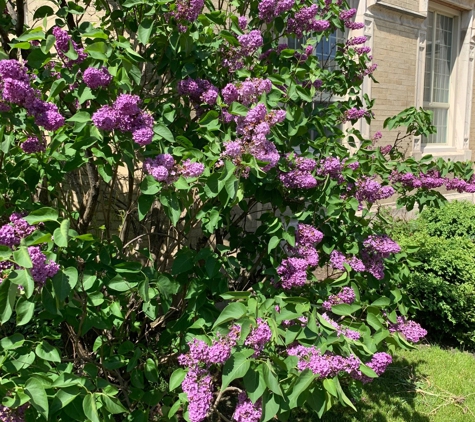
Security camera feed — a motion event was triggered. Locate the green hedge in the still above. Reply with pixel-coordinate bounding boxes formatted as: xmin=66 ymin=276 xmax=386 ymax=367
xmin=391 ymin=201 xmax=475 ymax=348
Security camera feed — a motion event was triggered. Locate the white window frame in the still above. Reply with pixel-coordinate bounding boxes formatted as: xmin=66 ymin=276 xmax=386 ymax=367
xmin=422 ymin=4 xmax=459 ymax=145
xmin=414 ymin=1 xmax=474 ymax=161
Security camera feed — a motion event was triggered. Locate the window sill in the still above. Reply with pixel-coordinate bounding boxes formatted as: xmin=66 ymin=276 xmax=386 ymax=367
xmin=412 ymin=146 xmax=472 ymax=162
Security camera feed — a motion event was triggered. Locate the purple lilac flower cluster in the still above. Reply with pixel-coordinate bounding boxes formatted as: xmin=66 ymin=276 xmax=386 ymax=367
xmin=340 ymin=8 xmax=365 ymax=30
xmin=361 ymin=235 xmax=401 ymax=280
xmin=330 ymin=235 xmax=400 ymax=280
xmin=280 ymin=154 xmax=318 ymax=189
xmin=289 ymin=345 xmax=392 ymax=384
xmin=28 ymin=246 xmax=60 ymax=285
xmin=21 ymin=136 xmax=45 ymax=154
xmin=92 ymin=94 xmax=155 ymax=146
xmin=83 ymin=67 xmax=112 ymax=89
xmin=287 ymin=5 xmax=330 ymax=38
xmin=316 ymin=157 xmax=344 ymax=183
xmin=170 ymin=0 xmax=204 ymax=31
xmin=277 ymin=223 xmax=323 ymax=289
xmin=0 ymin=59 xmax=65 ymax=131
xmin=321 ymin=312 xmax=360 ymax=340
xmin=232 ymin=392 xmax=262 ymax=422
xmin=389 ymin=316 xmax=427 ymax=343
xmin=258 ymin=0 xmax=294 ymax=22
xmin=355 ymin=177 xmax=395 ymax=209
xmin=144 ymin=154 xmax=204 ymax=184
xmin=178 ymin=78 xmax=219 ymax=108
xmin=52 ymin=27 xmax=87 ymax=67
xmin=178 ymin=326 xmax=241 ymax=422
xmin=288 ymin=344 xmax=361 ymax=378
xmin=0 ymin=213 xmax=35 ymax=248
xmin=390 ymin=170 xmax=475 ymax=193
xmin=223 ymin=30 xmax=263 ymax=71
xmin=322 ymin=287 xmax=356 ymax=311
xmin=354 ymin=352 xmax=392 ymax=383
xmin=221 ymin=78 xmax=272 ymax=106
xmin=0 ymin=404 xmax=26 ymax=422
xmin=222 ymin=103 xmax=285 ymax=172
xmin=344 ymin=107 xmax=369 ymax=122
xmin=244 ymin=318 xmax=272 ymax=356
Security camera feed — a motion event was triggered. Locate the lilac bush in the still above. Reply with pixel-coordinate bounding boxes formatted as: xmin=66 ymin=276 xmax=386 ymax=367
xmin=0 ymin=0 xmax=470 ymax=421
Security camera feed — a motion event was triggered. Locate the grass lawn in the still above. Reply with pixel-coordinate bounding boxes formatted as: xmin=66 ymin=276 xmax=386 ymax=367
xmin=290 ymin=344 xmax=475 ymax=421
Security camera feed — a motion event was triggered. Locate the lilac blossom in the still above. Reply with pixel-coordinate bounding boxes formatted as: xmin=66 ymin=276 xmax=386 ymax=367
xmin=21 ymin=137 xmax=45 ymax=153
xmin=232 ymin=392 xmax=262 ymax=422
xmin=238 ymin=16 xmax=248 ymax=30
xmin=171 ymin=0 xmax=204 ymax=30
xmin=258 ymin=0 xmax=294 ymax=22
xmin=245 ymin=318 xmax=272 ymax=355
xmin=180 ymin=160 xmax=205 ymax=178
xmin=83 ymin=67 xmax=112 ymax=89
xmin=288 ymin=345 xmax=361 ymax=378
xmin=0 ymin=404 xmax=26 ymax=422
xmin=389 ymin=317 xmax=427 ymax=343
xmin=287 ymin=5 xmax=330 ymax=38
xmin=322 ymin=287 xmax=356 ymax=311
xmin=52 ymin=27 xmax=87 ymax=67
xmin=277 ymin=257 xmax=308 ymax=289
xmin=28 ymin=246 xmax=60 ymax=285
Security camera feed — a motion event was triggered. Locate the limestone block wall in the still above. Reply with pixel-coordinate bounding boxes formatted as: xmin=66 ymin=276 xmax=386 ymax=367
xmin=367 ymin=11 xmax=419 ymax=151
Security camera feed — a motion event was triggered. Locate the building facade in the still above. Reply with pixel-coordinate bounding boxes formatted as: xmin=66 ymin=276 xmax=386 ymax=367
xmin=353 ymin=0 xmax=475 ymax=164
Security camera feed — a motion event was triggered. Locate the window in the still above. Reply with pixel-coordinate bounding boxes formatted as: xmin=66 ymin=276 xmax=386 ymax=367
xmin=423 ymin=9 xmax=457 ymax=144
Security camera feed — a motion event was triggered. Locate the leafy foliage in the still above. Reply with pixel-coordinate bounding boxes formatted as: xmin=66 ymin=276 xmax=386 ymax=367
xmin=0 ymin=0 xmax=473 ymax=421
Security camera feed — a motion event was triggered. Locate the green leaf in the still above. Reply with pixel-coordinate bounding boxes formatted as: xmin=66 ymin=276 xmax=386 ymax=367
xmin=85 ymin=42 xmax=108 ymax=60
xmin=52 ymin=267 xmax=78 ymax=301
xmin=25 ymin=378 xmax=49 ymax=419
xmin=371 ymin=297 xmax=391 ymax=307
xmin=9 ymin=269 xmax=34 ymax=298
xmin=33 ymin=5 xmax=54 ymax=19
xmin=16 ymin=297 xmax=35 ymax=326
xmin=23 ymin=207 xmax=58 ymax=224
xmin=171 ymin=248 xmax=195 ymax=275
xmin=169 ymin=368 xmax=187 ymax=391
xmin=160 ymin=192 xmax=181 ymax=226
xmin=36 ymin=340 xmax=61 ymax=362
xmin=261 ymin=392 xmax=281 ymax=422
xmin=13 ymin=246 xmax=33 ymax=268
xmin=51 ymin=387 xmax=80 ymax=415
xmin=48 ymin=79 xmax=67 ymax=100
xmin=263 ymin=361 xmax=283 ymax=396
xmin=138 ymin=18 xmax=154 ymax=45
xmin=323 ymin=378 xmax=338 ymax=398
xmin=140 ymin=175 xmax=161 ymax=195
xmin=53 ymin=219 xmax=70 ymax=247
xmin=221 ymin=350 xmax=254 ymax=390
xmin=244 ymin=367 xmax=266 ymax=403
xmin=213 ymin=302 xmax=247 ymax=328
xmin=67 ymin=111 xmax=91 ymax=123
xmin=229 ymin=102 xmax=248 ymax=116
xmin=0 ymin=333 xmax=24 ymax=350
xmin=0 ymin=245 xmax=11 ymax=261
xmin=288 ymin=370 xmax=315 ymax=409
xmin=138 ymin=194 xmax=155 ymax=221
xmin=100 ymin=395 xmax=128 ymax=414
xmin=0 ymin=278 xmax=16 ymax=323
xmin=154 ymin=124 xmax=174 ymax=142
xmin=331 ymin=304 xmax=361 ymax=316
xmin=220 ymin=291 xmax=251 ymax=300
xmin=366 ymin=312 xmax=383 ymax=330
xmin=144 ymin=358 xmax=159 ymax=383
xmin=83 ymin=393 xmax=100 ymax=422
xmin=268 ymin=236 xmax=280 ymax=254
